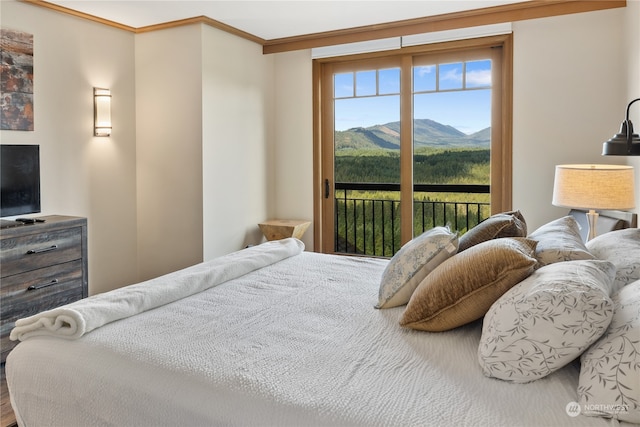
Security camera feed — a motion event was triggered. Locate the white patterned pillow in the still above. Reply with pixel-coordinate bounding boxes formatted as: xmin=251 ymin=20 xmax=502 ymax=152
xmin=528 ymin=216 xmax=595 ymax=267
xmin=376 ymin=226 xmax=458 ymax=308
xmin=478 ymin=259 xmax=615 ymax=383
xmin=578 ymin=279 xmax=640 ymax=423
xmin=587 ymin=228 xmax=640 ymax=294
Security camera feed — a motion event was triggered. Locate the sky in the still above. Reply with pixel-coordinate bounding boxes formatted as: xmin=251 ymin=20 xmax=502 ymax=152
xmin=334 ymin=60 xmax=492 ymax=135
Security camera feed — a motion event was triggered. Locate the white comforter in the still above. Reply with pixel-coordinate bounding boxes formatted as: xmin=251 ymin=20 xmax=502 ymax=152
xmin=6 ymin=246 xmax=626 ymax=427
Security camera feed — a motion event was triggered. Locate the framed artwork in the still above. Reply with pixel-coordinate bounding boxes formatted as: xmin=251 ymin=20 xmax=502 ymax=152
xmin=1 ymin=29 xmax=34 ymax=131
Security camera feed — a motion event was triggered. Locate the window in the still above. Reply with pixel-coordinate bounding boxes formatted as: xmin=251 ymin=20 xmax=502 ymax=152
xmin=313 ymin=35 xmax=513 ymax=255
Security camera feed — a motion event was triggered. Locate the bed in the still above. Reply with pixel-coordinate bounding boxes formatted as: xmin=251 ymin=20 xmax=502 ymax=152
xmin=6 ymin=212 xmax=640 ymax=427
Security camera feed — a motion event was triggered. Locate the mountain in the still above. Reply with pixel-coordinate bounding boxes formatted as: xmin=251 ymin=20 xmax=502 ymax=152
xmin=335 ymin=118 xmax=490 ymax=150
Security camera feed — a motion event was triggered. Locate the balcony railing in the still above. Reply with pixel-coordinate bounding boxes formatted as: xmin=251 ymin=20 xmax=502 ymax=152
xmin=335 ymin=182 xmax=490 ymax=257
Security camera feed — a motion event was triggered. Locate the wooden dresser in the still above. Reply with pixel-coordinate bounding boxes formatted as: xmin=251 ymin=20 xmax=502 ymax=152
xmin=0 ymin=215 xmax=88 ymax=363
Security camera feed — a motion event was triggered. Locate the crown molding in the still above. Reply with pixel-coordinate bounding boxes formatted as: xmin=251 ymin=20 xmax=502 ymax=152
xmin=263 ymin=0 xmax=626 ymax=53
xmin=21 ymin=0 xmax=137 ymax=32
xmin=134 ymin=15 xmax=265 ymax=45
xmin=19 ymin=0 xmax=266 ymax=44
xmin=20 ymin=0 xmax=626 ymax=55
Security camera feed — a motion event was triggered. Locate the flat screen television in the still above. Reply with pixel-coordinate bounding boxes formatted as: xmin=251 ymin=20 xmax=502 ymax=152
xmin=1 ymin=144 xmax=41 ymax=217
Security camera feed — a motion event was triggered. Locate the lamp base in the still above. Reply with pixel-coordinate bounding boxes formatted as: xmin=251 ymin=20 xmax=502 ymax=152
xmin=586 ymin=210 xmax=599 ymax=241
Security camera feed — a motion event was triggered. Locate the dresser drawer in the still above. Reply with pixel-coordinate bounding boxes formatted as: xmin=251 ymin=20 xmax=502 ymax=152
xmin=0 ymin=259 xmax=84 ymax=320
xmin=1 ymin=227 xmax=82 ymax=277
xmin=0 ymin=216 xmax=88 ymax=363
xmin=1 ymin=260 xmax=85 ymax=361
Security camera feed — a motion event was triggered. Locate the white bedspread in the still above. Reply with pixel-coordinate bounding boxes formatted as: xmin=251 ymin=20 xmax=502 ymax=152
xmin=7 ymin=250 xmax=627 ymax=427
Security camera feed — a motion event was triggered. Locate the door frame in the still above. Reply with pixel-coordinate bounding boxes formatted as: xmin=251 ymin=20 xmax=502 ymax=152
xmin=312 ymin=34 xmax=513 ymax=253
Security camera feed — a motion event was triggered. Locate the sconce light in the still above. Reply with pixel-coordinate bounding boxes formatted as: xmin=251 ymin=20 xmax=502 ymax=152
xmin=602 ymin=98 xmax=640 ymax=155
xmin=94 ymin=88 xmax=112 ymax=137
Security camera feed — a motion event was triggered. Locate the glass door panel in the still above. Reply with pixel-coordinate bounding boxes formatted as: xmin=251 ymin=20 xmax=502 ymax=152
xmin=412 ymin=57 xmax=492 ymax=236
xmin=333 ymin=68 xmax=401 ymax=256
xmin=319 ymin=43 xmax=506 ymax=257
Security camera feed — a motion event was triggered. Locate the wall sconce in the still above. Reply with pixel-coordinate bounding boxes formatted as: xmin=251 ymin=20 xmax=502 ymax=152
xmin=602 ymin=98 xmax=640 ymax=155
xmin=94 ymin=88 xmax=112 ymax=137
xmin=552 ymin=164 xmax=635 ymax=240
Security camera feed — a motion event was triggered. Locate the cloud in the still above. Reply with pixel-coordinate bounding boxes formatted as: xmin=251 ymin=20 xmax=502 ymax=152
xmin=417 ymin=64 xmax=491 ymax=87
xmin=441 ymin=67 xmax=462 ymax=83
xmin=466 ymin=69 xmax=491 ymax=86
xmin=415 ymin=65 xmax=435 ymax=77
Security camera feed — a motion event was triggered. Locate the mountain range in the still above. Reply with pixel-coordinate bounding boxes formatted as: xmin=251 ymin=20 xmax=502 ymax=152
xmin=335 ymin=118 xmax=490 ymax=150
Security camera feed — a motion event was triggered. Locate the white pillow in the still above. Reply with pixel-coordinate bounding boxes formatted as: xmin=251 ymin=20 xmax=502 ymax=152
xmin=478 ymin=259 xmax=615 ymax=383
xmin=587 ymin=228 xmax=640 ymax=294
xmin=528 ymin=216 xmax=594 ymax=267
xmin=578 ymin=279 xmax=640 ymax=423
xmin=376 ymin=226 xmax=458 ymax=308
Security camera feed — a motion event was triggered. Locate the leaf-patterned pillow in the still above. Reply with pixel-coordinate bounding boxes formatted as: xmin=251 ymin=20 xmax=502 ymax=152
xmin=578 ymin=279 xmax=640 ymax=423
xmin=478 ymin=259 xmax=615 ymax=383
xmin=376 ymin=226 xmax=458 ymax=308
xmin=528 ymin=216 xmax=595 ymax=267
xmin=587 ymin=228 xmax=640 ymax=294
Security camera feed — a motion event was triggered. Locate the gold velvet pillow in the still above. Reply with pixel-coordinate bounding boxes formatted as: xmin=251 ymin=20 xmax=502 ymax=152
xmin=400 ymin=237 xmax=537 ymax=332
xmin=458 ymin=210 xmax=527 ymax=252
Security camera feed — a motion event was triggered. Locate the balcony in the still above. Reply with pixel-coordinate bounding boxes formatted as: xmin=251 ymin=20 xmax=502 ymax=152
xmin=335 ymin=182 xmax=490 ymax=257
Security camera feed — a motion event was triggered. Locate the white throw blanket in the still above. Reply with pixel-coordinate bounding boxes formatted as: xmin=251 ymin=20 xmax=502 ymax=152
xmin=10 ymin=238 xmax=304 ymax=341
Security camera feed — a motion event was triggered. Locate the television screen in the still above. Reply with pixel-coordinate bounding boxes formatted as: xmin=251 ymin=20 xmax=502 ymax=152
xmin=1 ymin=145 xmax=41 ymax=217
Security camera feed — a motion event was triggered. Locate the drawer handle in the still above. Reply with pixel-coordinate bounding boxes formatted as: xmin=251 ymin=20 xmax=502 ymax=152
xmin=26 ymin=245 xmax=58 ymax=254
xmin=27 ymin=279 xmax=59 ymax=291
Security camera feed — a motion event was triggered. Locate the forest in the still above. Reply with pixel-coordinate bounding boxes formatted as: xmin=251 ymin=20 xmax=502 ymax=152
xmin=335 ymin=146 xmax=490 ymax=184
xmin=334 ymin=146 xmax=491 ymax=256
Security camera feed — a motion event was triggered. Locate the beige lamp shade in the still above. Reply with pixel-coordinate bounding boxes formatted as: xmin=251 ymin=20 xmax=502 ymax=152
xmin=552 ymin=164 xmax=635 ymax=210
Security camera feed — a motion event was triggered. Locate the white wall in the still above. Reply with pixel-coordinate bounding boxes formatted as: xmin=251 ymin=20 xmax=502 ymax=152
xmin=1 ymin=2 xmax=277 ymax=288
xmin=272 ymin=50 xmax=314 ymax=250
xmin=512 ymin=8 xmax=627 ymax=230
xmin=1 ymin=0 xmax=138 ymax=295
xmin=201 ymin=25 xmax=274 ymax=260
xmin=135 ymin=25 xmax=204 ymax=281
xmin=136 ymin=22 xmax=276 ymax=269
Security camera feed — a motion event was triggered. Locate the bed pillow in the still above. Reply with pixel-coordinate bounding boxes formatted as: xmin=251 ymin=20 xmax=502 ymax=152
xmin=376 ymin=226 xmax=458 ymax=309
xmin=478 ymin=259 xmax=615 ymax=383
xmin=578 ymin=279 xmax=640 ymax=423
xmin=587 ymin=228 xmax=640 ymax=294
xmin=457 ymin=210 xmax=527 ymax=252
xmin=527 ymin=216 xmax=594 ymax=267
xmin=399 ymin=237 xmax=537 ymax=331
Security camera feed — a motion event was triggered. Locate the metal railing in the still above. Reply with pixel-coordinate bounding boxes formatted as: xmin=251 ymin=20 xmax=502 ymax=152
xmin=335 ymin=182 xmax=490 ymax=257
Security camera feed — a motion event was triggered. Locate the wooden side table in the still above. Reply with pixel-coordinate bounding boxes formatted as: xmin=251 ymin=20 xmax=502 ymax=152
xmin=259 ymin=219 xmax=311 ymax=241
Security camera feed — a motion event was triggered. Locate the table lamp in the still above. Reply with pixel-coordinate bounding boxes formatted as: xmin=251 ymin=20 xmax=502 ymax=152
xmin=552 ymin=164 xmax=635 ymax=240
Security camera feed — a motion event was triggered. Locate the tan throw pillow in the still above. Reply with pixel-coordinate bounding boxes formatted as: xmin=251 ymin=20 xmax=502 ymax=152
xmin=458 ymin=210 xmax=527 ymax=252
xmin=528 ymin=216 xmax=594 ymax=267
xmin=400 ymin=237 xmax=537 ymax=332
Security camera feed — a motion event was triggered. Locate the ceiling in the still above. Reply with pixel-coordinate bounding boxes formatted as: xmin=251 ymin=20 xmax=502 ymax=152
xmin=45 ymin=0 xmax=528 ymax=40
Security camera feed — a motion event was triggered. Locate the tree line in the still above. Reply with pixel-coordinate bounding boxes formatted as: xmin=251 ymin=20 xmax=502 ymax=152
xmin=335 ymin=147 xmax=490 ymax=184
